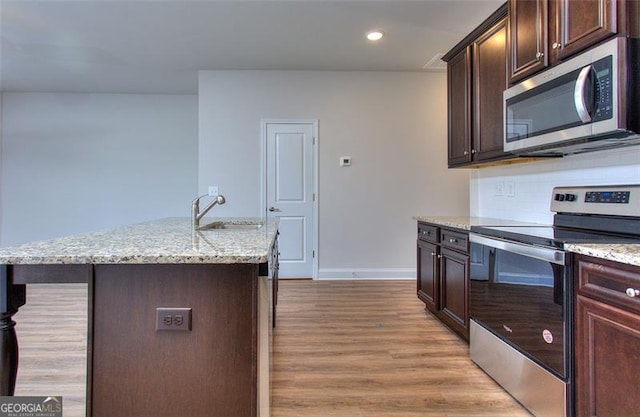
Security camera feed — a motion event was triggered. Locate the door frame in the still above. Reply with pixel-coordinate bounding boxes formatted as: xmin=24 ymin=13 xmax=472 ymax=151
xmin=260 ymin=119 xmax=319 ymax=280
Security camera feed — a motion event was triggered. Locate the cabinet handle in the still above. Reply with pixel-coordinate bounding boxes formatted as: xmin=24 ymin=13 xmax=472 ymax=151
xmin=625 ymin=288 xmax=640 ymax=298
xmin=552 ymin=42 xmax=561 ymax=49
xmin=431 ymin=252 xmax=437 ymax=256
xmin=449 ymin=238 xmax=457 ymax=243
xmin=437 ymin=255 xmax=442 ymax=259
xmin=463 ymin=150 xmax=469 ymax=156
xmin=471 ymin=149 xmax=477 ymax=154
xmin=536 ymin=51 xmax=544 ymax=60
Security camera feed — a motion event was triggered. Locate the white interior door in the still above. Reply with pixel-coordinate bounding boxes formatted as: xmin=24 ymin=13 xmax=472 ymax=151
xmin=265 ymin=121 xmax=316 ymax=278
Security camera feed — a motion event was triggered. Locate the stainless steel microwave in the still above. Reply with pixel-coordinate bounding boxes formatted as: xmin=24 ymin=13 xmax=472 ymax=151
xmin=504 ymin=37 xmax=640 ymax=156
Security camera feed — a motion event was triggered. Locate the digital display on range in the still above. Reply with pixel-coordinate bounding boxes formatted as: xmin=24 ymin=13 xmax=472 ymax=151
xmin=584 ymin=191 xmax=630 ymax=204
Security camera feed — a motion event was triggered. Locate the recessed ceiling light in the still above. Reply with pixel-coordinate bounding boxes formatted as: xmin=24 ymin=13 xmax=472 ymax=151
xmin=366 ymin=30 xmax=384 ymax=41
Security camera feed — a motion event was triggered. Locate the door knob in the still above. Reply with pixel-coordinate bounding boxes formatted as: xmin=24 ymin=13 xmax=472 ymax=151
xmin=268 ymin=207 xmax=280 ymax=212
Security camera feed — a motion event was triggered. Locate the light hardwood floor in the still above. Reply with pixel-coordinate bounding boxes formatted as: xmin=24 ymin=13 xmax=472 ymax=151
xmin=13 ymin=280 xmax=531 ymax=416
xmin=14 ymin=284 xmax=88 ymax=415
xmin=272 ymin=280 xmax=530 ymax=417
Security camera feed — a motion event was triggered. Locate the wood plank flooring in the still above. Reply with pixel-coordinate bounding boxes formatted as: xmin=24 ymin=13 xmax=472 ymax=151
xmin=13 ymin=284 xmax=88 ymax=415
xmin=13 ymin=280 xmax=531 ymax=417
xmin=272 ymin=280 xmax=531 ymax=417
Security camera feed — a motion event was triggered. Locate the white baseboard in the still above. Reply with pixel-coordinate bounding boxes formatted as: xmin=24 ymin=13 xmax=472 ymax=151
xmin=317 ymin=268 xmax=415 ymax=280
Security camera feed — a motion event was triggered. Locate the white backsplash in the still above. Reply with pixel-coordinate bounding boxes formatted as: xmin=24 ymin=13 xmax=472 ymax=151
xmin=470 ymin=146 xmax=640 ymax=224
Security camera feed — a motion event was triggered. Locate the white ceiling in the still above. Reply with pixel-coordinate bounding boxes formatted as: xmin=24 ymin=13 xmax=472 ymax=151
xmin=1 ymin=0 xmax=503 ymax=94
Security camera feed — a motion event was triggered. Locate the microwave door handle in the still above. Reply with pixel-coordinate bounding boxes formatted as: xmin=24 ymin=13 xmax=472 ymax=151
xmin=574 ymin=66 xmax=593 ymax=123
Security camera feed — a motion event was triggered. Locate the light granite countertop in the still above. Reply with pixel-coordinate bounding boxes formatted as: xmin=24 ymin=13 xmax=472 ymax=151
xmin=0 ymin=217 xmax=279 ymax=265
xmin=414 ymin=216 xmax=640 ymax=267
xmin=413 ymin=216 xmax=545 ymax=230
xmin=565 ymin=243 xmax=640 ymax=267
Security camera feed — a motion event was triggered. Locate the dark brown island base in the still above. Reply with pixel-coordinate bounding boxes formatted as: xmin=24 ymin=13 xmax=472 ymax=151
xmin=0 ymin=217 xmax=279 ymax=417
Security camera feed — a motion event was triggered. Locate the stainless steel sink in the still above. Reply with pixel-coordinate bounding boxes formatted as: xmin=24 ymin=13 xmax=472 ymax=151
xmin=197 ymin=221 xmax=264 ymax=231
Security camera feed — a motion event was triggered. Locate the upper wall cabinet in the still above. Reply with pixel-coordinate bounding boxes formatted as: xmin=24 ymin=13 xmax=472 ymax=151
xmin=473 ymin=19 xmax=509 ymax=163
xmin=443 ymin=6 xmax=510 ymax=168
xmin=554 ymin=0 xmax=617 ymax=60
xmin=508 ymin=0 xmax=548 ymax=82
xmin=446 ymin=47 xmax=472 ymax=166
xmin=508 ymin=0 xmax=639 ymax=84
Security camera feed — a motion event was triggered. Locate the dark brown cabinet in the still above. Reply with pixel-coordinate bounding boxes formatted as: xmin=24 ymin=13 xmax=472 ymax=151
xmin=439 ymin=247 xmax=469 ymax=337
xmin=472 ymin=18 xmax=509 ymax=162
xmin=444 ymin=6 xmax=512 ymax=168
xmin=447 ymin=47 xmax=472 ymax=166
xmin=508 ymin=0 xmax=548 ymax=82
xmin=508 ymin=0 xmax=634 ymax=83
xmin=417 ymin=237 xmax=438 ymax=311
xmin=416 ymin=222 xmax=470 ymax=341
xmin=574 ymin=255 xmax=640 ymax=417
xmin=555 ymin=0 xmax=618 ymax=60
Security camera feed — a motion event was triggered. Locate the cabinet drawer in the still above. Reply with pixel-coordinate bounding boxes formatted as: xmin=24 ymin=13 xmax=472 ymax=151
xmin=418 ymin=224 xmax=439 ymax=243
xmin=576 ymin=256 xmax=640 ymax=314
xmin=440 ymin=229 xmax=468 ymax=252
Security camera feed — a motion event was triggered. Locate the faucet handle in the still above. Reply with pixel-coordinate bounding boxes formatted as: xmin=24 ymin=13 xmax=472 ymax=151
xmin=192 ymin=194 xmax=208 ymax=204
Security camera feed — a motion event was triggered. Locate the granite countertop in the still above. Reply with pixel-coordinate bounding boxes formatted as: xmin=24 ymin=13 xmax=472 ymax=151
xmin=414 ymin=216 xmax=640 ymax=266
xmin=413 ymin=216 xmax=545 ymax=230
xmin=0 ymin=217 xmax=279 ymax=265
xmin=565 ymin=243 xmax=640 ymax=267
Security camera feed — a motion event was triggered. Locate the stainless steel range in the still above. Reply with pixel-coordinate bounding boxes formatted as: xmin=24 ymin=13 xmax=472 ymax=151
xmin=469 ymin=184 xmax=640 ymax=417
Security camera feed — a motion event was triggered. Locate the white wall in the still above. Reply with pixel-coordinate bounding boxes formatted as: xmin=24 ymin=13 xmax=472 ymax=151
xmin=198 ymin=70 xmax=469 ymax=278
xmin=0 ymin=94 xmax=3 ymax=244
xmin=1 ymin=93 xmax=198 ymax=246
xmin=470 ymin=146 xmax=640 ymax=224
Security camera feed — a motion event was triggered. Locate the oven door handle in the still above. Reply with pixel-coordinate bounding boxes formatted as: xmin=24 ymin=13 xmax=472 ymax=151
xmin=469 ymin=233 xmax=565 ymax=265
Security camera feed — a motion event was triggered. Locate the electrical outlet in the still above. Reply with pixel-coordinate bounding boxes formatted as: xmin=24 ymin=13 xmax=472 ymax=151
xmin=208 ymin=186 xmax=219 ymax=197
xmin=494 ymin=182 xmax=504 ymax=196
xmin=504 ymin=181 xmax=516 ymax=197
xmin=156 ymin=308 xmax=192 ymax=331
xmin=339 ymin=156 xmax=352 ymax=167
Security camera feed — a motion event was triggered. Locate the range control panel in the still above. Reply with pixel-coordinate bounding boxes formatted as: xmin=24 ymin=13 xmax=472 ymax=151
xmin=551 ymin=185 xmax=640 ymax=216
xmin=584 ymin=191 xmax=630 ymax=204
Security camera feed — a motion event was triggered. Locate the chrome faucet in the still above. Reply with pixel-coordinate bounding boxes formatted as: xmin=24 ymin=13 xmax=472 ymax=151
xmin=192 ymin=194 xmax=226 ymax=229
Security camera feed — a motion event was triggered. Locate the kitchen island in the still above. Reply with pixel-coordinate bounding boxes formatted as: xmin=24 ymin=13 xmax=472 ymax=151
xmin=0 ymin=217 xmax=279 ymax=417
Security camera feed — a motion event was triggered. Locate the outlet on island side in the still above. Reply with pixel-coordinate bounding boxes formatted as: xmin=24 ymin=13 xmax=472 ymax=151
xmin=156 ymin=307 xmax=192 ymax=331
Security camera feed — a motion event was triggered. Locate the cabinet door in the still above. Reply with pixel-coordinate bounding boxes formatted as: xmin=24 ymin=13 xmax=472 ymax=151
xmin=472 ymin=18 xmax=509 ymax=162
xmin=575 ymin=294 xmax=640 ymax=417
xmin=447 ymin=47 xmax=472 ymax=167
xmin=439 ymin=247 xmax=470 ymax=340
xmin=508 ymin=0 xmax=549 ymax=83
xmin=417 ymin=240 xmax=439 ymax=312
xmin=553 ymin=0 xmax=617 ymax=60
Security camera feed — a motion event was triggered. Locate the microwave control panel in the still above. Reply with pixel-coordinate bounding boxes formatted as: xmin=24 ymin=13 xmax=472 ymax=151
xmin=593 ymin=55 xmax=613 ymax=121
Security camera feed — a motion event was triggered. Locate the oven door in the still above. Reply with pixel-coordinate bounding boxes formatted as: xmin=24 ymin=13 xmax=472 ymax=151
xmin=469 ymin=233 xmax=569 ymax=379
